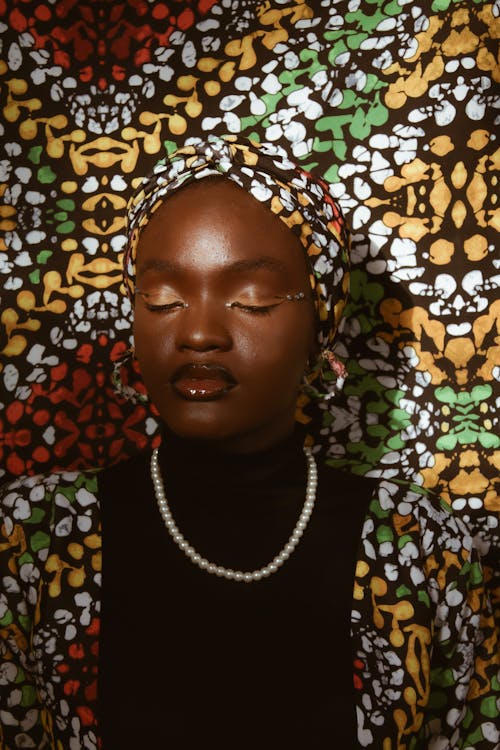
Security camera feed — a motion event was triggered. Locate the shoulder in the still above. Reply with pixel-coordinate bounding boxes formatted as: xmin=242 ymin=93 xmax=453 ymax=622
xmin=352 ymin=477 xmax=499 ymax=748
xmin=355 ymin=477 xmax=481 ymax=618
xmin=0 ymin=468 xmax=102 ymax=633
xmin=364 ymin=477 xmax=474 ymax=560
xmin=319 ymin=461 xmax=378 ymax=510
xmin=321 ymin=461 xmax=378 ymax=492
xmin=1 ymin=468 xmax=100 ymax=508
xmin=0 ymin=471 xmax=102 ymax=749
xmin=318 ymin=467 xmax=475 ymax=574
xmin=0 ymin=469 xmax=101 ymax=544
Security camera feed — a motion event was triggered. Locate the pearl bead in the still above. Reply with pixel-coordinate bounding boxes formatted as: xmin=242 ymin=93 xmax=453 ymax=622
xmin=150 ymin=445 xmax=317 ymax=583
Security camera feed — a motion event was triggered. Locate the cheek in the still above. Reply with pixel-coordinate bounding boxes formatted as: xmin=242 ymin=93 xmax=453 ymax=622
xmin=239 ymin=321 xmax=310 ymax=384
xmin=133 ymin=314 xmax=173 ymax=374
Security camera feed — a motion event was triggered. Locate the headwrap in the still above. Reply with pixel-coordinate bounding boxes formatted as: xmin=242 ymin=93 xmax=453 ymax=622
xmin=124 ymin=134 xmax=350 ymax=401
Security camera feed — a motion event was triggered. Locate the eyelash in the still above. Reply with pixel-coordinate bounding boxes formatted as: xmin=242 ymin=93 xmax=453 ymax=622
xmin=144 ymin=301 xmax=186 ymax=313
xmin=227 ymin=301 xmax=279 ymax=315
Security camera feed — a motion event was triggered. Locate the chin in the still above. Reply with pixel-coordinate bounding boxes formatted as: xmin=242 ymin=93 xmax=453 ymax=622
xmin=161 ymin=409 xmax=236 ymax=442
xmin=171 ymin=425 xmax=231 ymax=442
xmin=157 ymin=392 xmax=298 ymax=451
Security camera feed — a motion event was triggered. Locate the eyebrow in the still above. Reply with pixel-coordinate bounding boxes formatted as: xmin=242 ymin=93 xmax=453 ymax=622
xmin=136 ymin=259 xmax=178 ymax=277
xmin=225 ymin=256 xmax=287 ymax=274
xmin=136 ymin=255 xmax=287 ymax=277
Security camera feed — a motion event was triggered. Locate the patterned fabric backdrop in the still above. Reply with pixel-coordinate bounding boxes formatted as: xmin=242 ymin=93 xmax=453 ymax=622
xmin=0 ymin=0 xmax=498 ymax=617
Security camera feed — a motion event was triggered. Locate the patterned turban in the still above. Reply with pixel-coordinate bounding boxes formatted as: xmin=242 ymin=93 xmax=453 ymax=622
xmin=124 ymin=134 xmax=350 ymax=398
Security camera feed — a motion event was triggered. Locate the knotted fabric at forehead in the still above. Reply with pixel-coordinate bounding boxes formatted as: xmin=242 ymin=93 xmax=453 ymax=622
xmin=124 ymin=135 xmax=350 ymax=362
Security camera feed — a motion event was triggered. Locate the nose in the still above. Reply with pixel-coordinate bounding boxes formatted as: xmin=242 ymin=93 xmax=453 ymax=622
xmin=175 ymin=299 xmax=232 ymax=353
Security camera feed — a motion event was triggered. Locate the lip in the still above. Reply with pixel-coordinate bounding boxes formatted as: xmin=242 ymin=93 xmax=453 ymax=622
xmin=171 ymin=364 xmax=237 ymax=401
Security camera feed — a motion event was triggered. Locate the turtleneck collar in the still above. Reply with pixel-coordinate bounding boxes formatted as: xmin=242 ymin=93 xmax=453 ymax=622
xmin=158 ymin=422 xmax=308 ymax=491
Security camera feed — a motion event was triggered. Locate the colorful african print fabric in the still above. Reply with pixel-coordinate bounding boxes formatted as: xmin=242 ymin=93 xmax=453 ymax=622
xmin=0 ymin=3 xmax=497 ymax=630
xmin=0 ymin=467 xmax=498 ymax=748
xmin=0 ymin=0 xmax=498 ymax=686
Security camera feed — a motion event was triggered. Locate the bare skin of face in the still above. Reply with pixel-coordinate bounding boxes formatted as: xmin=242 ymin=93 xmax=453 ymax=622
xmin=133 ymin=178 xmax=315 ymax=454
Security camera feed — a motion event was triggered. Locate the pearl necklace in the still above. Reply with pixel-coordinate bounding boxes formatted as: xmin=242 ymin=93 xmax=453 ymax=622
xmin=150 ymin=445 xmax=318 ymax=583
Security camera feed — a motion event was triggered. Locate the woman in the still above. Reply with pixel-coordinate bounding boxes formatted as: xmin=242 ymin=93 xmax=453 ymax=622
xmin=0 ymin=136 xmax=498 ymax=749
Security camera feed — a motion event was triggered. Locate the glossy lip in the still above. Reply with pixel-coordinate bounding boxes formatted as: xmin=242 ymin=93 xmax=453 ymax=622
xmin=171 ymin=363 xmax=238 ymax=401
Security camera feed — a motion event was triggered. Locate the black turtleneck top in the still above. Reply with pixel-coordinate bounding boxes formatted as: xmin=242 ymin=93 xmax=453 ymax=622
xmin=98 ymin=429 xmax=374 ymax=748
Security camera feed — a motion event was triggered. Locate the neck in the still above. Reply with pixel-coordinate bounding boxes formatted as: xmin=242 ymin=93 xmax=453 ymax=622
xmin=159 ymin=424 xmax=306 ymax=485
xmin=161 ymin=419 xmax=303 ymax=456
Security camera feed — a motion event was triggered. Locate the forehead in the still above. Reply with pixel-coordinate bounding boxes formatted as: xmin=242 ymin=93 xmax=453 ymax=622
xmin=135 ymin=179 xmax=308 ymax=282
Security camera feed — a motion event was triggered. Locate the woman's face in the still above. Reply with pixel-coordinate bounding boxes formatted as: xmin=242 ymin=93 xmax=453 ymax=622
xmin=133 ymin=179 xmax=315 ymax=453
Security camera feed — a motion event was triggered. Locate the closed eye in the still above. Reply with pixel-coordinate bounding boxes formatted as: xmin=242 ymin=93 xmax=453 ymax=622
xmin=227 ymin=292 xmax=306 ymax=314
xmin=136 ymin=290 xmax=186 ymax=313
xmin=226 ymin=300 xmax=284 ymax=315
xmin=145 ymin=301 xmax=186 ymax=313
